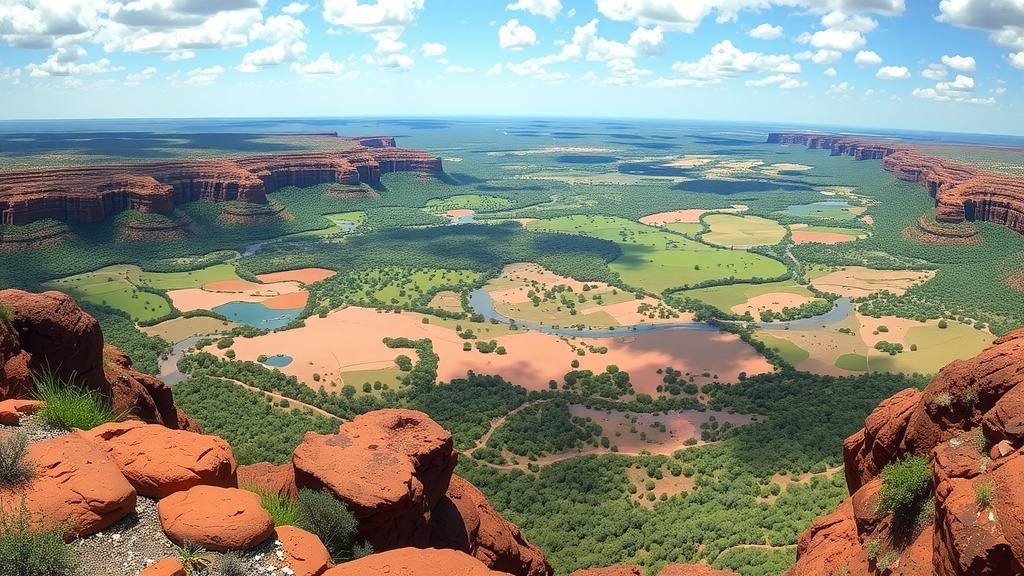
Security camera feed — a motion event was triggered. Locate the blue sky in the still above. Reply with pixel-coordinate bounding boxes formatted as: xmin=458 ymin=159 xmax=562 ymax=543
xmin=0 ymin=0 xmax=1022 ymax=134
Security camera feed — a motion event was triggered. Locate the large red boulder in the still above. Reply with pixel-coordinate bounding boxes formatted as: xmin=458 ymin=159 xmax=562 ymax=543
xmin=158 ymin=485 xmax=274 ymax=552
xmin=431 ymin=475 xmax=552 ymax=576
xmin=843 ymin=388 xmax=920 ymax=494
xmin=785 ymin=499 xmax=869 ymax=576
xmin=321 ymin=547 xmax=511 ymax=576
xmin=277 ymin=525 xmax=331 ymax=576
xmin=0 ymin=431 xmax=136 ymax=540
xmin=238 ymin=461 xmax=296 ymax=498
xmin=0 ymin=289 xmax=197 ymax=430
xmin=292 ymin=409 xmax=457 ymax=550
xmin=570 ymin=567 xmax=644 ymax=576
xmin=83 ymin=420 xmax=237 ymax=498
xmin=139 ymin=557 xmax=186 ymax=576
xmin=0 ymin=398 xmax=43 ymax=425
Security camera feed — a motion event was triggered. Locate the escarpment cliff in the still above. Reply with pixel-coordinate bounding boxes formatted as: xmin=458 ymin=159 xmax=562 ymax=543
xmin=0 ymin=137 xmax=442 ymax=226
xmin=786 ymin=330 xmax=1024 ymax=576
xmin=768 ymin=132 xmax=1024 ymax=234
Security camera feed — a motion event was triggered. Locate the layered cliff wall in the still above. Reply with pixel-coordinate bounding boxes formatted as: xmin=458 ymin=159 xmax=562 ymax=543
xmin=768 ymin=132 xmax=1024 ymax=234
xmin=0 ymin=137 xmax=442 ymax=226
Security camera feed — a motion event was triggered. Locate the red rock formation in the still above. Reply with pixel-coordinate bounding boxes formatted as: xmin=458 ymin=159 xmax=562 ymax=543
xmin=139 ymin=557 xmax=186 ymax=576
xmin=431 ymin=475 xmax=552 ymax=576
xmin=659 ymin=566 xmax=740 ymax=576
xmin=786 ymin=330 xmax=1024 ymax=575
xmin=158 ymin=485 xmax=274 ymax=552
xmin=0 ymin=398 xmax=42 ymax=425
xmin=83 ymin=420 xmax=237 ymax=498
xmin=0 ymin=136 xmax=442 ymax=226
xmin=238 ymin=461 xmax=297 ymax=498
xmin=768 ymin=132 xmax=1024 ymax=234
xmin=277 ymin=525 xmax=332 ymax=576
xmin=0 ymin=289 xmax=198 ymax=430
xmin=321 ymin=547 xmax=511 ymax=576
xmin=0 ymin=432 xmax=138 ymax=540
xmin=570 ymin=566 xmax=645 ymax=576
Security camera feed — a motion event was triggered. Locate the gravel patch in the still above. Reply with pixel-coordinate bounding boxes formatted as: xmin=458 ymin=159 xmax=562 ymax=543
xmin=0 ymin=413 xmax=69 ymax=442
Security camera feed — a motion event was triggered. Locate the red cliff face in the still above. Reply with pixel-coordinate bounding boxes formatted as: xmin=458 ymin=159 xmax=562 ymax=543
xmin=768 ymin=132 xmax=1024 ymax=235
xmin=0 ymin=137 xmax=443 ymax=226
xmin=0 ymin=289 xmax=197 ymax=430
xmin=786 ymin=330 xmax=1024 ymax=576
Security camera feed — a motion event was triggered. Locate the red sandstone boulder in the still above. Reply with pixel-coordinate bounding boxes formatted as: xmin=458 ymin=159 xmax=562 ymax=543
xmin=843 ymin=388 xmax=920 ymax=493
xmin=659 ymin=566 xmax=739 ymax=576
xmin=277 ymin=525 xmax=331 ymax=576
xmin=431 ymin=475 xmax=552 ymax=576
xmin=321 ymin=547 xmax=510 ymax=576
xmin=84 ymin=420 xmax=237 ymax=498
xmin=0 ymin=290 xmax=197 ymax=430
xmin=785 ymin=499 xmax=869 ymax=576
xmin=139 ymin=557 xmax=186 ymax=576
xmin=0 ymin=398 xmax=43 ymax=425
xmin=158 ymin=485 xmax=274 ymax=552
xmin=238 ymin=462 xmax=297 ymax=498
xmin=292 ymin=409 xmax=457 ymax=550
xmin=0 ymin=432 xmax=136 ymax=540
xmin=570 ymin=567 xmax=644 ymax=576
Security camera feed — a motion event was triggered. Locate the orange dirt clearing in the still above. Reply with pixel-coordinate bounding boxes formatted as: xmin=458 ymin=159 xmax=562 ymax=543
xmin=858 ymin=314 xmax=920 ymax=347
xmin=569 ymin=405 xmax=755 ymax=455
xmin=219 ymin=306 xmax=772 ymax=391
xmin=583 ymin=299 xmax=695 ymax=325
xmin=446 ymin=209 xmax=474 ymax=219
xmin=639 ymin=205 xmax=748 ymax=225
xmin=168 ymin=281 xmax=303 ymax=312
xmin=810 ymin=267 xmax=935 ymax=298
xmin=730 ymin=292 xmax=816 ymax=316
xmin=256 ymin=268 xmax=336 ymax=284
xmin=262 ymin=292 xmax=308 ymax=310
xmin=791 ymin=231 xmax=860 ymax=245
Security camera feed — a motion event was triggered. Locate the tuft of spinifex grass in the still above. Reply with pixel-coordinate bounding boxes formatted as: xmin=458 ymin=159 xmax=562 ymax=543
xmin=32 ymin=368 xmax=116 ymax=431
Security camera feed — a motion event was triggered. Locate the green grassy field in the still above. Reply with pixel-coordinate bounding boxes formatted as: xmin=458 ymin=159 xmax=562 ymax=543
xmin=662 ymin=222 xmax=704 ymax=236
xmin=798 ymin=226 xmax=868 ymax=238
xmin=136 ymin=263 xmax=242 ymax=290
xmin=45 ymin=265 xmax=174 ymax=322
xmin=678 ymin=280 xmax=816 ymax=312
xmin=526 ymin=215 xmax=787 ymax=293
xmin=868 ymin=322 xmax=995 ymax=374
xmin=426 ymin=195 xmax=514 ymax=213
xmin=756 ymin=333 xmax=811 ymax=366
xmin=834 ymin=353 xmax=868 ymax=371
xmin=702 ymin=214 xmax=787 ymax=247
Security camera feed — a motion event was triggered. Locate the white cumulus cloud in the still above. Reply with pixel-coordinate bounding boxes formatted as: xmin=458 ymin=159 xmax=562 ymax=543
xmin=748 ymin=23 xmax=783 ymax=40
xmin=445 ymin=64 xmax=474 ymax=73
xmin=921 ymin=63 xmax=947 ymax=80
xmin=941 ymin=54 xmax=976 ymax=72
xmin=183 ymin=65 xmax=225 ymax=87
xmin=875 ymin=65 xmax=909 ymax=79
xmin=282 ymin=3 xmax=310 ymax=15
xmin=826 ymin=81 xmax=853 ymax=95
xmin=506 ymin=0 xmax=562 ymax=20
xmin=745 ymin=73 xmax=806 ymax=89
xmin=854 ymin=50 xmax=882 ymax=67
xmin=672 ymin=40 xmax=801 ymax=81
xmin=913 ymin=73 xmax=993 ymax=104
xmin=938 ymin=0 xmax=1024 ymax=50
xmin=421 ymin=42 xmax=447 ymax=57
xmin=124 ymin=66 xmax=156 ymax=86
xmin=291 ymin=52 xmax=347 ymax=76
xmin=1012 ymin=52 xmax=1024 ymax=70
xmin=499 ymin=18 xmax=537 ymax=50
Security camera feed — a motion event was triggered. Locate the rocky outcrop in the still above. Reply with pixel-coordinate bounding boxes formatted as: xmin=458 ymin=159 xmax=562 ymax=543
xmin=0 ymin=432 xmax=138 ymax=541
xmin=431 ymin=475 xmax=552 ymax=576
xmin=321 ymin=547 xmax=513 ymax=576
xmin=277 ymin=525 xmax=332 ymax=576
xmin=157 ymin=485 xmax=275 ymax=552
xmin=83 ymin=421 xmax=237 ymax=498
xmin=0 ymin=136 xmax=443 ymax=226
xmin=768 ymin=132 xmax=1024 ymax=234
xmin=0 ymin=289 xmax=197 ymax=430
xmin=786 ymin=330 xmax=1024 ymax=575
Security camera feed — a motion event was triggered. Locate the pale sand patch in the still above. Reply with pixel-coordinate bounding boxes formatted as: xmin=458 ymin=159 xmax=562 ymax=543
xmin=789 ymin=223 xmax=809 ymax=230
xmin=220 ymin=307 xmax=771 ymax=391
xmin=791 ymin=231 xmax=861 ymax=245
xmin=263 ymin=292 xmax=308 ymax=310
xmin=256 ymin=268 xmax=336 ymax=284
xmin=202 ymin=280 xmax=302 ymax=295
xmin=705 ymin=159 xmax=764 ymax=178
xmin=638 ymin=205 xmax=748 ymax=225
xmin=730 ymin=292 xmax=816 ymax=316
xmin=495 ymin=263 xmax=595 ymax=293
xmin=168 ymin=289 xmax=269 ymax=312
xmin=858 ymin=314 xmax=919 ymax=348
xmin=665 ymin=155 xmax=716 ymax=168
xmin=446 ymin=209 xmax=474 ymax=219
xmin=861 ymin=215 xmax=875 ymax=225
xmin=569 ymin=404 xmax=755 ymax=456
xmin=514 ymin=218 xmax=539 ymax=226
xmin=141 ymin=316 xmax=236 ymax=343
xmin=810 ymin=267 xmax=935 ymax=298
xmin=428 ymin=291 xmax=464 ymax=313
xmin=584 ymin=299 xmax=695 ymax=326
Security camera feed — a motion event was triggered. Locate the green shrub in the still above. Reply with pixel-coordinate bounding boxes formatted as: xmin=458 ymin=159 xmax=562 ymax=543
xmin=933 ymin=392 xmax=952 ymax=410
xmin=218 ymin=551 xmax=247 ymax=576
xmin=879 ymin=455 xmax=932 ymax=513
xmin=33 ymin=368 xmax=116 ymax=431
xmin=0 ymin=434 xmax=34 ymax=489
xmin=976 ymin=482 xmax=995 ymax=508
xmin=176 ymin=540 xmax=210 ymax=576
xmin=878 ymin=551 xmax=899 ymax=572
xmin=0 ymin=497 xmax=75 ymax=576
xmin=865 ymin=539 xmax=880 ymax=560
xmin=0 ymin=303 xmax=14 ymax=326
xmin=964 ymin=387 xmax=979 ymax=408
xmin=297 ymin=489 xmax=369 ymax=562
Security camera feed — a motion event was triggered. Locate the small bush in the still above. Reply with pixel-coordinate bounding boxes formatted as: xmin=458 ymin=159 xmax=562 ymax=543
xmin=177 ymin=540 xmax=210 ymax=576
xmin=0 ymin=303 xmax=14 ymax=326
xmin=33 ymin=368 xmax=116 ymax=431
xmin=865 ymin=539 xmax=880 ymax=560
xmin=879 ymin=455 xmax=932 ymax=513
xmin=0 ymin=434 xmax=33 ymax=489
xmin=0 ymin=497 xmax=75 ymax=576
xmin=964 ymin=387 xmax=979 ymax=408
xmin=297 ymin=489 xmax=367 ymax=562
xmin=933 ymin=392 xmax=952 ymax=410
xmin=878 ymin=551 xmax=899 ymax=572
xmin=218 ymin=551 xmax=247 ymax=576
xmin=976 ymin=482 xmax=995 ymax=508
